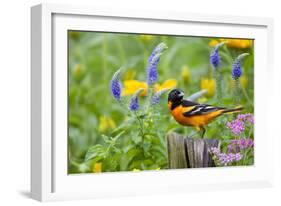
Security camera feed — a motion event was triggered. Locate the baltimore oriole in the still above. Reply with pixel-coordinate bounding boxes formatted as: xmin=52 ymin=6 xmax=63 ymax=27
xmin=168 ymin=89 xmax=243 ymax=138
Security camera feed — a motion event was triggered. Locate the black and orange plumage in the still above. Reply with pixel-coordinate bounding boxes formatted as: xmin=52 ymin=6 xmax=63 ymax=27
xmin=168 ymin=89 xmax=243 ymax=138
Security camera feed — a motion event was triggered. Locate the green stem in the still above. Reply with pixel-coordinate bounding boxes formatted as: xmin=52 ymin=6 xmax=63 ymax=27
xmin=215 ymin=70 xmax=223 ymax=102
xmin=233 ymin=79 xmax=241 ymax=105
xmin=134 ymin=111 xmax=146 ymax=157
xmin=134 ymin=111 xmax=144 ymax=138
xmin=144 ymin=87 xmax=154 ymax=114
xmin=242 ymin=148 xmax=250 ymax=165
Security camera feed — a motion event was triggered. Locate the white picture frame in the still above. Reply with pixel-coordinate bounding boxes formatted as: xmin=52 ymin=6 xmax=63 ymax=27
xmin=31 ymin=3 xmax=274 ymax=202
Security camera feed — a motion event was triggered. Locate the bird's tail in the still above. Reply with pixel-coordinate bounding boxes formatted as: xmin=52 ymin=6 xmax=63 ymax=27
xmin=222 ymin=106 xmax=243 ymax=114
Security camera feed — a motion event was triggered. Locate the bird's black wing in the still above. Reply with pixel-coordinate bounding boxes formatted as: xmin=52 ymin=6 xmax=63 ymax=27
xmin=182 ymin=100 xmax=225 ymax=117
xmin=182 ymin=99 xmax=199 ymax=107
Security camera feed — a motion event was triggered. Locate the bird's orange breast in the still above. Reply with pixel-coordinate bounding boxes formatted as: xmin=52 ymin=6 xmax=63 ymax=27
xmin=168 ymin=101 xmax=222 ymax=127
xmin=171 ymin=105 xmax=196 ymax=126
xmin=168 ymin=101 xmax=195 ymax=126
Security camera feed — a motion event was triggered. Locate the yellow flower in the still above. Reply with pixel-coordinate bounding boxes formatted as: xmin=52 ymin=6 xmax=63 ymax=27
xmin=208 ymin=39 xmax=219 ymax=47
xmin=122 ymin=80 xmax=148 ymax=96
xmin=98 ymin=116 xmax=116 ymax=133
xmin=181 ymin=65 xmax=191 ymax=84
xmin=240 ymin=75 xmax=248 ymax=89
xmin=154 ymin=79 xmax=177 ymax=92
xmin=122 ymin=79 xmax=177 ymax=96
xmin=123 ymin=69 xmax=136 ymax=80
xmin=209 ymin=39 xmax=253 ymax=49
xmin=222 ymin=39 xmax=252 ymax=49
xmin=92 ymin=162 xmax=102 ymax=173
xmin=132 ymin=168 xmax=140 ymax=172
xmin=200 ymin=78 xmax=216 ymax=98
xmin=139 ymin=35 xmax=154 ymax=42
xmin=209 ymin=38 xmax=252 ymax=49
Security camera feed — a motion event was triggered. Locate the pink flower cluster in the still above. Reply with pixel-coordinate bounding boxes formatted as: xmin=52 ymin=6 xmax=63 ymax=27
xmin=228 ymin=138 xmax=254 ymax=153
xmin=226 ymin=119 xmax=244 ymax=135
xmin=226 ymin=113 xmax=254 ymax=136
xmin=237 ymin=113 xmax=254 ymax=124
xmin=209 ymin=147 xmax=243 ymax=166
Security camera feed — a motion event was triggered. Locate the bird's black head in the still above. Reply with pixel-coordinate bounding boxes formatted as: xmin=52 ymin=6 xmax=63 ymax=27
xmin=168 ymin=89 xmax=185 ymax=103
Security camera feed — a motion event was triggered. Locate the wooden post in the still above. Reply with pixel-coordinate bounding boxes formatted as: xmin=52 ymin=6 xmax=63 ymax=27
xmin=167 ymin=133 xmax=188 ymax=168
xmin=167 ymin=132 xmax=219 ymax=169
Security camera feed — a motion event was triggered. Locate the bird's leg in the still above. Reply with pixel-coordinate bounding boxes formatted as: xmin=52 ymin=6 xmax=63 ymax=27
xmin=201 ymin=127 xmax=206 ymax=138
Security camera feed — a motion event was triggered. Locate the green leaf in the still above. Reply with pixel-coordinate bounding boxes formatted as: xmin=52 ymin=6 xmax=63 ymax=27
xmin=113 ymin=130 xmax=125 ymax=141
xmin=120 ymin=147 xmax=141 ymax=170
xmin=132 ymin=133 xmax=142 ymax=144
xmin=143 ymin=141 xmax=152 ymax=157
xmin=84 ymin=144 xmax=106 ymax=162
xmin=101 ymin=134 xmax=110 ymax=143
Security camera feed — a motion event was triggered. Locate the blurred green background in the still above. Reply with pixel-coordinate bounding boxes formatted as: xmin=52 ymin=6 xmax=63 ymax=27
xmin=68 ymin=31 xmax=254 ymax=174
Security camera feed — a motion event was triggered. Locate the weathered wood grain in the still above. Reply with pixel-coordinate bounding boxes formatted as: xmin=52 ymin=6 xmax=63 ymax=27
xmin=167 ymin=133 xmax=188 ymax=169
xmin=192 ymin=139 xmax=205 ymax=168
xmin=185 ymin=138 xmax=194 ymax=168
xmin=167 ymin=132 xmax=219 ymax=168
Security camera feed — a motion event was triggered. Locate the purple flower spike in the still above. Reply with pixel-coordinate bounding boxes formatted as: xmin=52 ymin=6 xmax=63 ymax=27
xmin=129 ymin=88 xmax=143 ymax=111
xmin=129 ymin=96 xmax=139 ymax=111
xmin=210 ymin=48 xmax=220 ymax=68
xmin=232 ymin=53 xmax=249 ymax=80
xmin=110 ymin=69 xmax=122 ymax=101
xmin=232 ymin=60 xmax=242 ymax=80
xmin=210 ymin=42 xmax=224 ymax=69
xmin=151 ymin=89 xmax=169 ymax=105
xmin=147 ymin=43 xmax=168 ymax=85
